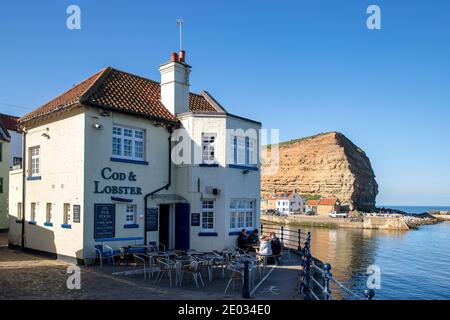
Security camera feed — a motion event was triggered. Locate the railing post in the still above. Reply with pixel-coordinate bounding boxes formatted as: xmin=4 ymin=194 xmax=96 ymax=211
xmin=242 ymin=260 xmax=251 ymax=298
xmin=364 ymin=289 xmax=375 ymax=300
xmin=323 ymin=263 xmax=332 ymax=300
xmin=260 ymin=224 xmax=264 ymax=235
xmin=300 ymin=248 xmax=312 ymax=299
xmin=297 ymin=229 xmax=302 ymax=252
xmin=280 ymin=226 xmax=284 ymax=242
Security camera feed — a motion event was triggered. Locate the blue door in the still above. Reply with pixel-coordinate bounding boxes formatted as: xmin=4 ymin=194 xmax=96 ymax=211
xmin=175 ymin=203 xmax=190 ymax=251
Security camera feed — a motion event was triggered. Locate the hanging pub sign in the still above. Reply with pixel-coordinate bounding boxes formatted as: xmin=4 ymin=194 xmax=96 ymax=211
xmin=145 ymin=208 xmax=158 ymax=232
xmin=191 ymin=212 xmax=200 ymax=226
xmin=94 ymin=204 xmax=115 ymax=238
xmin=73 ymin=205 xmax=81 ymax=223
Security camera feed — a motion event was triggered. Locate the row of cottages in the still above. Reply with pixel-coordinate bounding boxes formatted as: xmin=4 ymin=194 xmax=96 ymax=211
xmin=263 ymin=192 xmax=305 ymax=214
xmin=305 ymin=197 xmax=341 ymax=215
xmin=0 ymin=113 xmax=21 ymax=230
xmin=8 ymin=51 xmax=261 ymax=263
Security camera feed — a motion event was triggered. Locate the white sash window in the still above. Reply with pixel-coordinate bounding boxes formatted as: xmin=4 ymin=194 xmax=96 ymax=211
xmin=112 ymin=125 xmax=145 ymax=161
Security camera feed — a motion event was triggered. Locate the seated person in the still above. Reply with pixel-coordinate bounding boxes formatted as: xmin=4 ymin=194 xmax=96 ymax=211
xmin=248 ymin=228 xmax=260 ymax=246
xmin=259 ymin=236 xmax=273 ymax=256
xmin=237 ymin=229 xmax=249 ymax=251
xmin=269 ymin=232 xmax=282 ymax=263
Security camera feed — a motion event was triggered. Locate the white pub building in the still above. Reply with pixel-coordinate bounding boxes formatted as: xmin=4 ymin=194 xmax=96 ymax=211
xmin=9 ymin=51 xmax=261 ymax=263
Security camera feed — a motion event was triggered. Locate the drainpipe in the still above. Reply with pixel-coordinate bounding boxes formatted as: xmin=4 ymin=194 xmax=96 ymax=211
xmin=144 ymin=127 xmax=173 ymax=245
xmin=21 ymin=129 xmax=27 ymax=250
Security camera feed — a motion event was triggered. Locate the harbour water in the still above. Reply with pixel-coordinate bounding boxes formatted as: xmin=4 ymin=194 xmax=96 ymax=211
xmin=271 ymin=206 xmax=450 ymax=300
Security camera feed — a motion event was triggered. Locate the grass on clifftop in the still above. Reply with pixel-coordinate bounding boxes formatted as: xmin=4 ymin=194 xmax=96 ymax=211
xmin=264 ymin=132 xmax=335 ymax=150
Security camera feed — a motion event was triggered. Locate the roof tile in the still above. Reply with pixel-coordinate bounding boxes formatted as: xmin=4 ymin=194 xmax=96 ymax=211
xmin=19 ymin=67 xmax=219 ymax=124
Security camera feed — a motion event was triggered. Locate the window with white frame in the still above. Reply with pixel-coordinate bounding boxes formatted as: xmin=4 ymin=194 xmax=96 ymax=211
xmin=30 ymin=202 xmax=36 ymax=222
xmin=29 ymin=146 xmax=40 ymax=177
xmin=229 ymin=200 xmax=255 ymax=230
xmin=202 ymin=133 xmax=216 ymax=164
xmin=125 ymin=204 xmax=137 ymax=225
xmin=63 ymin=203 xmax=71 ymax=225
xmin=201 ymin=200 xmax=214 ymax=230
xmin=229 ymin=135 xmax=257 ymax=166
xmin=46 ymin=203 xmax=52 ymax=224
xmin=112 ymin=125 xmax=145 ymax=161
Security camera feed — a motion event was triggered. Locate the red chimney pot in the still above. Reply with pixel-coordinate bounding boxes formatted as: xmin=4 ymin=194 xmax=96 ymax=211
xmin=170 ymin=52 xmax=179 ymax=62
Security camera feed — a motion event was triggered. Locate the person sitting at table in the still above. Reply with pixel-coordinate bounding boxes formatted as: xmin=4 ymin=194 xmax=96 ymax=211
xmin=237 ymin=229 xmax=249 ymax=251
xmin=248 ymin=229 xmax=260 ymax=246
xmin=259 ymin=236 xmax=273 ymax=256
xmin=269 ymin=232 xmax=282 ymax=263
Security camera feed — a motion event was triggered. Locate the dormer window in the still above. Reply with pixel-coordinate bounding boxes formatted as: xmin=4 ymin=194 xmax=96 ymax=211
xmin=202 ymin=133 xmax=216 ymax=164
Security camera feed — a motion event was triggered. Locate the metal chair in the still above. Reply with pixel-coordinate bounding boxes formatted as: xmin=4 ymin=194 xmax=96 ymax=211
xmin=155 ymin=258 xmax=177 ymax=287
xmin=223 ymin=265 xmax=243 ymax=296
xmin=148 ymin=241 xmax=166 ymax=252
xmin=180 ymin=260 xmax=205 ymax=288
xmin=94 ymin=244 xmax=120 ymax=268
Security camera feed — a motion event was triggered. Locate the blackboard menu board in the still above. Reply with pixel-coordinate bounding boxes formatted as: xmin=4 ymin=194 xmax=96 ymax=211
xmin=191 ymin=212 xmax=200 ymax=226
xmin=73 ymin=205 xmax=81 ymax=223
xmin=146 ymin=208 xmax=158 ymax=231
xmin=94 ymin=204 xmax=115 ymax=238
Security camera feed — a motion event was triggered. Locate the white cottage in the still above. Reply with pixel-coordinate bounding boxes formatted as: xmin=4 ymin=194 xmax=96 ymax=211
xmin=268 ymin=192 xmax=304 ymax=215
xmin=8 ymin=51 xmax=261 ymax=263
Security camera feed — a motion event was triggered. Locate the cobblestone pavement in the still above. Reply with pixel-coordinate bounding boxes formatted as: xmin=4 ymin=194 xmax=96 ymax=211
xmin=0 ymin=233 xmax=301 ymax=300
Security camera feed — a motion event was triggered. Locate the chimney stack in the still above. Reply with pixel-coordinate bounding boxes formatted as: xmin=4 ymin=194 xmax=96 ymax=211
xmin=159 ymin=51 xmax=191 ymax=116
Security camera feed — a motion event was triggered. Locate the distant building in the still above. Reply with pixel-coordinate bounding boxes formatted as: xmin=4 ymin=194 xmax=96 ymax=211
xmin=0 ymin=117 xmax=11 ymax=229
xmin=0 ymin=113 xmax=21 ymax=169
xmin=306 ymin=197 xmax=341 ymax=215
xmin=267 ymin=192 xmax=304 ymax=214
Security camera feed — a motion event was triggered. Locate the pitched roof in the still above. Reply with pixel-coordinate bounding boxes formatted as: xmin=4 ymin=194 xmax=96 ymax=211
xmin=0 ymin=118 xmax=11 ymax=142
xmin=306 ymin=199 xmax=320 ymax=206
xmin=306 ymin=198 xmax=339 ymax=206
xmin=319 ymin=198 xmax=339 ymax=206
xmin=19 ymin=67 xmax=221 ymax=124
xmin=0 ymin=113 xmax=19 ymax=131
xmin=268 ymin=192 xmax=294 ymax=200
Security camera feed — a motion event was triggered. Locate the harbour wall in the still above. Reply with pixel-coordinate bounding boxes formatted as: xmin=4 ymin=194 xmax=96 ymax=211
xmin=260 ymin=214 xmax=410 ymax=231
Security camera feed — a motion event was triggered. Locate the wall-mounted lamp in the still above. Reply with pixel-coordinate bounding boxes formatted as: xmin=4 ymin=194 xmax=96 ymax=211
xmin=243 ymin=169 xmax=250 ymax=174
xmin=41 ymin=133 xmax=50 ymax=139
xmin=93 ymin=123 xmax=103 ymax=130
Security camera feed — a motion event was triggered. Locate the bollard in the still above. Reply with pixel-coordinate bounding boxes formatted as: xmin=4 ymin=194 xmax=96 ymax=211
xmin=323 ymin=263 xmax=332 ymax=300
xmin=242 ymin=260 xmax=251 ymax=298
xmin=364 ymin=289 xmax=375 ymax=300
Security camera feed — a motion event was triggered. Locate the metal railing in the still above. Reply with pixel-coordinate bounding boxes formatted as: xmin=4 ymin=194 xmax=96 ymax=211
xmin=260 ymin=224 xmax=376 ymax=300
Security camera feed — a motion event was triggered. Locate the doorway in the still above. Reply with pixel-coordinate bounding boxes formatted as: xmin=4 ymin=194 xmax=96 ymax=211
xmin=159 ymin=204 xmax=170 ymax=250
xmin=158 ymin=203 xmax=190 ymax=251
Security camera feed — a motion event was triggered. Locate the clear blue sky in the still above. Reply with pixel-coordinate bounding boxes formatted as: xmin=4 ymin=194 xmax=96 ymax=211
xmin=1 ymin=0 xmax=449 ymax=206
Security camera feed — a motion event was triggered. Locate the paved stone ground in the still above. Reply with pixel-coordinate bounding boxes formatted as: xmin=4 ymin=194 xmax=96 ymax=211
xmin=0 ymin=233 xmax=301 ymax=300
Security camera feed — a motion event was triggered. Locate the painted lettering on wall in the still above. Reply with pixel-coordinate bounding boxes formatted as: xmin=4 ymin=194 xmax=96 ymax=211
xmin=94 ymin=167 xmax=142 ymax=195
